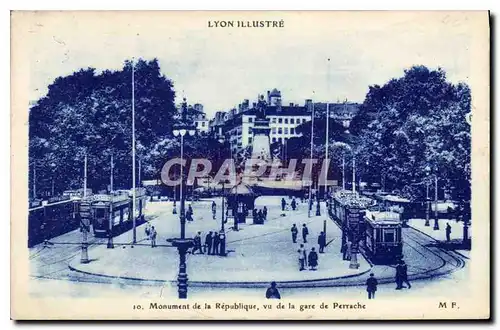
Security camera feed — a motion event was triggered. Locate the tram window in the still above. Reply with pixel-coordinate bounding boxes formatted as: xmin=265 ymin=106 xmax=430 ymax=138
xmin=96 ymin=209 xmax=105 ymax=218
xmin=383 ymin=230 xmax=395 ymax=243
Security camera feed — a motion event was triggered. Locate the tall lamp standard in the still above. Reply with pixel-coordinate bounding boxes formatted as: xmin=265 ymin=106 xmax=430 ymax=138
xmin=171 ymin=98 xmax=196 ymax=299
xmin=333 ymin=142 xmax=356 ymax=193
xmin=29 ymin=161 xmax=37 ymax=201
xmin=50 ymin=162 xmax=56 ymax=196
xmin=425 ymin=165 xmax=439 ymax=230
xmin=217 ymin=136 xmax=228 ymax=256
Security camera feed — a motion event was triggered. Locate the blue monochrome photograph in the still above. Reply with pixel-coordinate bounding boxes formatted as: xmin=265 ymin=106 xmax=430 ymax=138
xmin=10 ymin=11 xmax=490 ymax=320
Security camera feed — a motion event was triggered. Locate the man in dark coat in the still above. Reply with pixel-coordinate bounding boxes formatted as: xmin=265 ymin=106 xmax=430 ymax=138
xmin=446 ymin=223 xmax=452 ymax=242
xmin=308 ymin=247 xmax=318 ymax=270
xmin=366 ymin=273 xmax=378 ymax=299
xmin=258 ymin=209 xmax=264 ymax=223
xmin=263 ymin=206 xmax=268 ymax=220
xmin=281 ymin=198 xmax=286 ymax=211
xmin=302 ymin=224 xmax=309 ymax=243
xmin=291 ymin=224 xmax=298 ymax=243
xmin=400 ymin=260 xmax=412 ymax=289
xmin=291 ymin=198 xmax=297 ymax=211
xmin=205 ymin=231 xmax=213 ymax=255
xmin=395 ymin=261 xmax=403 ymax=289
xmin=265 ymin=282 xmax=281 ymax=299
xmin=213 ymin=231 xmax=220 ymax=255
xmin=318 ymin=231 xmax=326 ymax=253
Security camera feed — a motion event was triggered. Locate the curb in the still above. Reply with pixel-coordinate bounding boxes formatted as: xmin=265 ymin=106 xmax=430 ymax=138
xmin=68 ymin=260 xmax=372 ymax=288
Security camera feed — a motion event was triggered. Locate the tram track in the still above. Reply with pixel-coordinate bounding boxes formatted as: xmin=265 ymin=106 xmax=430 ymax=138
xmin=29 ymin=207 xmax=466 ymax=290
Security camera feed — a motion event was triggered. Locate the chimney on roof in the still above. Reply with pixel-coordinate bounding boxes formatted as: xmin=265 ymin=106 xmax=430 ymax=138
xmin=289 ymin=102 xmax=294 ymax=107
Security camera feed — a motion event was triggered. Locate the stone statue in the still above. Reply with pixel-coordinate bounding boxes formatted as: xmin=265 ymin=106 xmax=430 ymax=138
xmin=256 ymin=95 xmax=267 ymax=119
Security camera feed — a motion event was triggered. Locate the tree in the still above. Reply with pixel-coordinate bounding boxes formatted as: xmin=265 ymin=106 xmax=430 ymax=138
xmin=351 ymin=66 xmax=471 ymax=201
xmin=29 ymin=58 xmax=177 ymax=196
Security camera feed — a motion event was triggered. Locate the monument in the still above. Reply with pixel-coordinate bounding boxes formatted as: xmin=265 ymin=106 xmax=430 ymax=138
xmin=250 ymin=95 xmax=272 ymax=163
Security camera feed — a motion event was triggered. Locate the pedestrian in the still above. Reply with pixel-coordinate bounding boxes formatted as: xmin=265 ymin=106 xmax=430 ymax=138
xmin=366 ymin=273 xmax=378 ymax=299
xmin=344 ymin=240 xmax=352 ymax=260
xmin=205 ymin=231 xmax=213 ymax=255
xmin=308 ymin=247 xmax=318 ymax=270
xmin=395 ymin=260 xmax=403 ymax=290
xmin=400 ymin=260 xmax=412 ymax=289
xmin=263 ymin=206 xmax=268 ymax=220
xmin=150 ymin=226 xmax=157 ymax=248
xmin=265 ymin=281 xmax=281 ymax=299
xmin=281 ymin=197 xmax=286 ymax=211
xmin=258 ymin=209 xmax=264 ymax=223
xmin=446 ymin=223 xmax=452 ymax=242
xmin=302 ymin=224 xmax=309 ymax=243
xmin=212 ymin=201 xmax=217 ymax=220
xmin=318 ymin=231 xmax=326 ymax=253
xmin=291 ymin=198 xmax=297 ymax=211
xmin=291 ymin=224 xmax=298 ymax=243
xmin=212 ymin=231 xmax=220 ymax=255
xmin=145 ymin=222 xmax=151 ymax=239
xmin=192 ymin=231 xmax=203 ymax=254
xmin=298 ymin=244 xmax=307 ymax=271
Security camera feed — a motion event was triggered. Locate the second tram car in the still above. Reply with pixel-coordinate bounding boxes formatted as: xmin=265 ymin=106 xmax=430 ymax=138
xmin=28 ymin=196 xmax=80 ymax=247
xmin=90 ymin=188 xmax=148 ymax=237
xmin=363 ymin=210 xmax=403 ymax=263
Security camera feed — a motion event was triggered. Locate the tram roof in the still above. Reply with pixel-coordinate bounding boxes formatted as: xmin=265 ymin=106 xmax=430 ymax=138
xmin=365 ymin=210 xmax=401 ymax=224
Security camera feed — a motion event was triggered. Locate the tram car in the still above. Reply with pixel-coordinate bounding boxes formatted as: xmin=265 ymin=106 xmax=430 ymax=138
xmin=28 ymin=196 xmax=80 ymax=247
xmin=90 ymin=188 xmax=148 ymax=237
xmin=362 ymin=210 xmax=403 ymax=263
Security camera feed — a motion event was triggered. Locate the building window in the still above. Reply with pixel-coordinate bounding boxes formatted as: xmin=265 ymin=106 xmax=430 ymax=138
xmin=303 ymin=118 xmax=307 ymax=123
xmin=272 ymin=127 xmax=276 ymax=134
xmin=284 ymin=128 xmax=289 ymax=134
xmin=279 ymin=138 xmax=283 ymax=144
xmin=272 ymin=118 xmax=276 ymax=123
xmin=291 ymin=118 xmax=295 ymax=124
xmin=248 ymin=137 xmax=252 ymax=144
xmin=202 ymin=122 xmax=206 ymax=127
xmin=248 ymin=127 xmax=252 ymax=134
xmin=291 ymin=127 xmax=295 ymax=134
xmin=249 ymin=117 xmax=253 ymax=123
xmin=278 ymin=128 xmax=283 ymax=134
xmin=272 ymin=138 xmax=277 ymax=143
xmin=278 ymin=118 xmax=283 ymax=124
xmin=284 ymin=118 xmax=288 ymax=124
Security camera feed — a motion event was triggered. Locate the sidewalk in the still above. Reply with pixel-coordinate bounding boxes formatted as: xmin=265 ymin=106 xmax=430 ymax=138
xmin=407 ymin=218 xmax=471 ymax=258
xmin=69 ymin=197 xmax=371 ymax=284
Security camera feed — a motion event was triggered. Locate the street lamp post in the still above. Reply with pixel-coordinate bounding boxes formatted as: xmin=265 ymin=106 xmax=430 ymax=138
xmin=425 ymin=182 xmax=430 ymax=226
xmin=308 ymin=101 xmax=315 ymax=218
xmin=426 ymin=166 xmax=439 ymax=230
xmin=171 ymin=98 xmax=196 ymax=299
xmin=107 ymin=153 xmax=114 ymax=249
xmin=80 ymin=152 xmax=90 ymax=264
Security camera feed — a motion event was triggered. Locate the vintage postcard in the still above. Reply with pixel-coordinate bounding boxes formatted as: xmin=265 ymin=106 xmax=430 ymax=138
xmin=11 ymin=11 xmax=490 ymax=320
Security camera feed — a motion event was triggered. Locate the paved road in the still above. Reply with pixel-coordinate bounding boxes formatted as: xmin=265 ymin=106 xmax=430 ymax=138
xmin=29 ymin=198 xmax=467 ymax=297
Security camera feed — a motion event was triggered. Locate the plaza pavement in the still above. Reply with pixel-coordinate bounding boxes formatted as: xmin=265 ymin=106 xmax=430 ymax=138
xmin=68 ymin=196 xmax=371 ymax=284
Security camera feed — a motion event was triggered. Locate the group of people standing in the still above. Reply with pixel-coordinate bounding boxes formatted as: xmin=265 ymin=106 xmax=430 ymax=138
xmin=281 ymin=197 xmax=298 ymax=212
xmin=252 ymin=206 xmax=268 ymax=223
xmin=191 ymin=230 xmax=226 ymax=256
xmin=144 ymin=222 xmax=157 ymax=248
xmin=290 ymin=223 xmax=324 ymax=271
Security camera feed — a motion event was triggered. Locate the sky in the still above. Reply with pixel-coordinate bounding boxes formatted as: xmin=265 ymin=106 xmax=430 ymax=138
xmin=19 ymin=11 xmax=478 ymax=119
